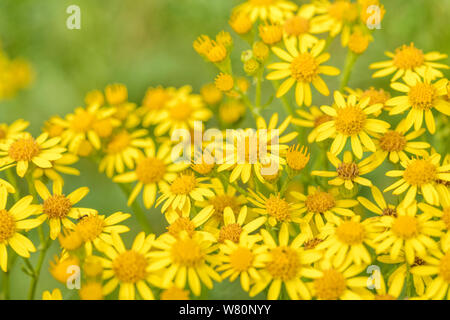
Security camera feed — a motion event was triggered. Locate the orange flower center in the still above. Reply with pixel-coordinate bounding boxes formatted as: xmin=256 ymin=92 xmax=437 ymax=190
xmin=337 ymin=162 xmax=359 ymax=180
xmin=112 ymin=250 xmax=147 ymax=283
xmin=43 ymin=195 xmax=72 ymax=219
xmin=0 ymin=209 xmax=16 ymax=242
xmin=336 ymin=221 xmax=365 ymax=245
xmin=229 ymin=247 xmax=254 ymax=272
xmin=305 ymin=191 xmax=336 ymax=213
xmin=392 ymin=215 xmax=419 ymax=239
xmin=8 ymin=138 xmax=40 ymax=161
xmin=135 ymin=157 xmax=166 ymax=184
xmin=290 ymin=53 xmax=319 ymax=83
xmin=266 ymin=246 xmax=300 ymax=281
xmin=408 ymin=83 xmax=436 ymax=110
xmin=403 ymin=159 xmax=436 ymax=186
xmin=218 ymin=223 xmax=243 ymax=243
xmin=393 ymin=44 xmax=425 ymax=70
xmin=284 ymin=16 xmax=310 ymax=36
xmin=314 ymin=269 xmax=346 ymax=300
xmin=335 ymin=106 xmax=367 ymax=136
xmin=379 ymin=131 xmax=407 ymax=152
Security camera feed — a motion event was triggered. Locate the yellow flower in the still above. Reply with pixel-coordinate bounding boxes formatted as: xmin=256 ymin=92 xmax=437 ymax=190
xmin=160 ymin=286 xmax=191 ymax=300
xmin=312 ymin=151 xmax=379 ymax=190
xmin=229 ymin=12 xmax=253 ymax=35
xmin=0 ymin=119 xmax=29 ymax=143
xmin=418 ymin=198 xmax=450 ymax=251
xmin=42 ymin=289 xmax=62 ymax=300
xmin=214 ymin=73 xmax=234 ymax=92
xmin=371 ymin=202 xmax=443 ymax=265
xmin=0 ymin=178 xmax=15 ymax=194
xmin=0 ymin=188 xmax=42 ymax=272
xmin=79 ymin=281 xmax=104 ymax=300
xmin=165 ymin=205 xmax=214 ymax=238
xmin=291 ymin=185 xmax=358 ymax=232
xmin=384 ymin=152 xmax=450 ymax=207
xmin=247 ymin=190 xmax=302 ymax=227
xmin=32 ymin=153 xmax=80 ymax=183
xmin=358 ymin=185 xmax=401 ymax=218
xmin=291 ymin=106 xmax=334 ymax=143
xmin=316 ymin=91 xmax=390 ymax=159
xmin=105 ymin=83 xmax=128 ymax=106
xmin=283 ymin=4 xmax=322 ymax=51
xmin=249 ymin=223 xmax=322 ymax=300
xmin=217 ymin=232 xmax=267 ymax=292
xmin=219 ymin=100 xmax=246 ymax=125
xmin=258 ymin=22 xmax=283 ymax=45
xmin=49 ymin=253 xmax=79 ymax=283
xmin=75 ymin=211 xmax=130 ymax=255
xmin=138 ymin=86 xmax=175 ymax=127
xmin=99 ymin=129 xmax=152 ymax=178
xmin=113 ymin=143 xmax=188 ymax=208
xmin=34 ymin=180 xmax=97 ymax=239
xmin=386 ymin=72 xmax=449 ymax=134
xmin=285 ymin=144 xmax=310 ymax=173
xmin=316 ymin=215 xmax=376 ymax=268
xmin=148 ymin=231 xmax=221 ymax=296
xmin=193 ymin=35 xmax=228 ymax=63
xmin=100 ymin=232 xmax=155 ymax=300
xmin=347 ymin=29 xmax=372 ymax=55
xmin=0 ymin=132 xmax=66 ymax=178
xmin=370 ymin=43 xmax=449 ymax=81
xmin=85 ymin=89 xmax=104 ymax=106
xmin=58 ymin=228 xmax=83 ymax=252
xmin=345 ymin=86 xmax=391 ymax=115
xmin=218 ymin=113 xmax=297 ymax=184
xmin=156 ymin=171 xmax=214 ymax=215
xmin=267 ymin=39 xmax=340 ymax=106
xmin=153 ymin=86 xmax=212 ymax=137
xmin=233 ymin=0 xmax=297 ymax=23
xmin=200 ymin=83 xmax=223 ymax=105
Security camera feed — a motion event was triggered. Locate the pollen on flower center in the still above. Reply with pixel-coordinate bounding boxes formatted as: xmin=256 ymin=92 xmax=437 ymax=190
xmin=135 ymin=157 xmax=166 ymax=184
xmin=0 ymin=209 xmax=16 ymax=242
xmin=439 ymin=252 xmax=450 ymax=283
xmin=393 ymin=43 xmax=425 ymax=69
xmin=284 ymin=16 xmax=310 ymax=36
xmin=70 ymin=111 xmax=94 ymax=133
xmin=266 ymin=246 xmax=300 ymax=281
xmin=304 ymin=238 xmax=323 ymax=250
xmin=286 ymin=145 xmax=310 ymax=171
xmin=337 ymin=162 xmax=359 ymax=180
xmin=382 ymin=207 xmax=397 ymax=217
xmin=335 ymin=106 xmax=367 ymax=136
xmin=229 ymin=247 xmax=254 ymax=272
xmin=392 ymin=216 xmax=419 ymax=239
xmin=266 ymin=195 xmax=291 ymax=222
xmin=8 ymin=138 xmax=40 ymax=161
xmin=314 ymin=269 xmax=346 ymax=300
xmin=209 ymin=196 xmax=240 ymax=217
xmin=379 ymin=131 xmax=407 ymax=152
xmin=290 ymin=53 xmax=319 ymax=83
xmin=329 ymin=1 xmax=358 ymax=22
xmin=336 ymin=221 xmax=365 ymax=245
xmin=167 ymin=217 xmax=196 ymax=237
xmin=305 ymin=191 xmax=336 ymax=213
xmin=160 ymin=287 xmax=190 ymax=300
xmin=408 ymin=83 xmax=436 ymax=110
xmin=314 ymin=114 xmax=333 ymax=127
xmin=441 ymin=207 xmax=450 ymax=230
xmin=170 ymin=103 xmax=192 ymax=121
xmin=403 ymin=159 xmax=436 ymax=186
xmin=361 ymin=87 xmax=390 ymax=105
xmin=112 ymin=250 xmax=147 ymax=283
xmin=171 ymin=238 xmax=204 ymax=267
xmin=43 ymin=195 xmax=72 ymax=219
xmin=170 ymin=174 xmax=197 ymax=195
xmin=107 ymin=131 xmax=131 ymax=154
xmin=218 ymin=223 xmax=243 ymax=243
xmin=76 ymin=215 xmax=105 ymax=242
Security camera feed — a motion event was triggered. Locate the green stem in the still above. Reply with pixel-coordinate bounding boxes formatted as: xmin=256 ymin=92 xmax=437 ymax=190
xmin=339 ymin=50 xmax=358 ymax=91
xmin=28 ymin=236 xmax=51 ymax=300
xmin=255 ymin=72 xmax=262 ymax=109
xmin=118 ymin=183 xmax=152 ymax=234
xmin=239 ymin=90 xmax=260 ymax=120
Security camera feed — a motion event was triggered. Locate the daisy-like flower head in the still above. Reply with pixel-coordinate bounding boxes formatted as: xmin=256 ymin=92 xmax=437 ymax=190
xmin=156 ymin=171 xmax=214 ymax=216
xmin=291 ymin=106 xmax=334 ymax=143
xmin=100 ymin=232 xmax=155 ymax=300
xmin=386 ymin=71 xmax=449 ymax=134
xmin=345 ymin=86 xmax=391 ymax=115
xmin=370 ymin=42 xmax=449 ymax=81
xmin=42 ymin=289 xmax=63 ymax=300
xmin=371 ymin=202 xmax=443 ymax=265
xmin=229 ymin=11 xmax=253 ymax=35
xmin=49 ymin=253 xmax=79 ymax=283
xmin=113 ymin=143 xmax=189 ymax=209
xmin=153 ymin=86 xmax=212 ymax=137
xmin=312 ymin=151 xmax=380 ymax=190
xmin=217 ymin=232 xmax=267 ymax=292
xmin=32 ymin=152 xmax=80 ymax=183
xmin=218 ymin=113 xmax=297 ymax=184
xmin=138 ymin=86 xmax=175 ymax=127
xmin=0 ymin=132 xmax=66 ymax=178
xmin=316 ymin=91 xmax=390 ymax=159
xmin=34 ymin=180 xmax=97 ymax=239
xmin=312 ymin=0 xmax=359 ymax=41
xmin=291 ymin=185 xmax=358 ymax=232
xmin=165 ymin=205 xmax=214 ymax=238
xmin=147 ymin=230 xmax=221 ymax=296
xmin=247 ymin=189 xmax=302 ymax=227
xmin=74 ymin=211 xmax=131 ymax=255
xmin=196 ymin=178 xmax=247 ymax=228
xmin=0 ymin=188 xmax=42 ymax=271
xmin=0 ymin=119 xmax=29 ymax=143
xmin=267 ymin=39 xmax=340 ymax=106
xmin=384 ymin=152 xmax=450 ymax=207
xmin=285 ymin=144 xmax=310 ymax=174
xmin=99 ymin=129 xmax=152 ymax=178
xmin=310 ymin=258 xmax=371 ymax=300
xmin=377 ymin=253 xmax=432 ymax=298
xmin=206 ymin=206 xmax=266 ymax=244
xmin=249 ymin=223 xmax=322 ymax=300
xmin=233 ymin=0 xmax=297 ymax=23
xmin=368 ymin=121 xmax=430 ymax=164
xmin=259 ymin=22 xmax=283 ymax=46
xmin=358 ymin=185 xmax=401 ymax=218
xmin=316 ymin=215 xmax=377 ymax=268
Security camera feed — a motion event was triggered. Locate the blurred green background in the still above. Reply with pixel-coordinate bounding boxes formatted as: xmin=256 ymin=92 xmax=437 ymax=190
xmin=0 ymin=0 xmax=449 ymax=299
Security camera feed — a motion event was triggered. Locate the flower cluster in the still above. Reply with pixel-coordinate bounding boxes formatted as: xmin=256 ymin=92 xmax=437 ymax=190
xmin=0 ymin=0 xmax=450 ymax=301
